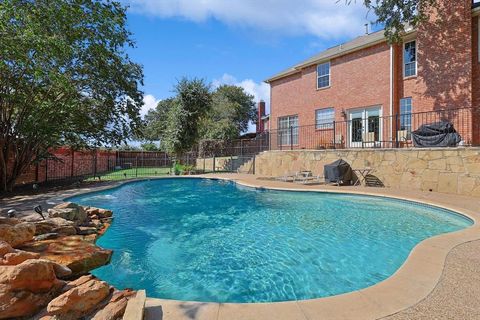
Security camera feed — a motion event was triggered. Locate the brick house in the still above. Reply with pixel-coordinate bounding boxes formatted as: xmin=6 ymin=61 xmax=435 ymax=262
xmin=265 ymin=0 xmax=480 ymax=149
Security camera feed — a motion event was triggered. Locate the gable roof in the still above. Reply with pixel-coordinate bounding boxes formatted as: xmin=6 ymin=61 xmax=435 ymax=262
xmin=264 ymin=30 xmax=386 ymax=83
xmin=266 ymin=4 xmax=480 ymax=84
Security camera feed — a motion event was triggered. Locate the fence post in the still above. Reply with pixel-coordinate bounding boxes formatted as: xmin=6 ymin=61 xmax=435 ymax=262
xmin=230 ymin=155 xmax=233 ymax=172
xmin=71 ymin=149 xmax=74 ymax=177
xmin=45 ymin=159 xmax=48 ymax=182
xmin=135 ymin=157 xmax=138 ymax=177
xmin=290 ymin=126 xmax=294 ymax=150
xmin=203 ymin=157 xmax=206 ymax=173
xmin=213 ymin=156 xmax=216 ymax=172
xmin=252 ymin=155 xmax=256 ymax=175
xmin=395 ymin=113 xmax=399 ymax=148
xmin=333 ymin=121 xmax=336 ymax=149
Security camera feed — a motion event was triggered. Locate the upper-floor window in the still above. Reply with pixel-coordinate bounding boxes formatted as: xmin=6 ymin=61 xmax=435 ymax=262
xmin=404 ymin=41 xmax=417 ymax=77
xmin=315 ymin=108 xmax=334 ymax=129
xmin=317 ymin=62 xmax=330 ymax=89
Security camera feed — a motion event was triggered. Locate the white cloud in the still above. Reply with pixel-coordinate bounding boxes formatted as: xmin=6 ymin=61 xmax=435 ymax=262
xmin=140 ymin=94 xmax=160 ymax=118
xmin=126 ymin=0 xmax=372 ymax=40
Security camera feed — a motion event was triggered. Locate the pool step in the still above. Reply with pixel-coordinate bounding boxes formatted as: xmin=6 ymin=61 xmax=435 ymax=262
xmin=123 ymin=290 xmax=146 ymax=320
xmin=144 ymin=298 xmax=219 ymax=320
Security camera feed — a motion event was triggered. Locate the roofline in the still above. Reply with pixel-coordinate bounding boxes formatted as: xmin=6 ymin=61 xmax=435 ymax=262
xmin=265 ymin=7 xmax=480 ymax=84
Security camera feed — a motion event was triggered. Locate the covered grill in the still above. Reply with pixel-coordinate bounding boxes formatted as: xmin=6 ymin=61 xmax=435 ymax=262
xmin=324 ymin=159 xmax=353 ymax=185
xmin=411 ymin=121 xmax=461 ymax=148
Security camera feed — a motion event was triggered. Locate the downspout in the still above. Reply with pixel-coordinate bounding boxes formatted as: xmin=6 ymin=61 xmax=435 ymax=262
xmin=389 ymin=44 xmax=394 ymax=143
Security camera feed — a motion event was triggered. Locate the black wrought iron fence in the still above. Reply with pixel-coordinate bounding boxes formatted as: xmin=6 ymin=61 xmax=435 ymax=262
xmin=267 ymin=107 xmax=478 ymax=151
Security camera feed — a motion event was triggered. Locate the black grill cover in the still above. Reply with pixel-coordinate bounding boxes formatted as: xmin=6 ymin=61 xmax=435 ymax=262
xmin=411 ymin=121 xmax=461 ymax=148
xmin=324 ymin=159 xmax=353 ymax=184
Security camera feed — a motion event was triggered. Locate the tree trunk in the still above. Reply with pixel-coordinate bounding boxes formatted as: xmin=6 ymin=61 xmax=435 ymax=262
xmin=0 ymin=141 xmax=9 ymax=193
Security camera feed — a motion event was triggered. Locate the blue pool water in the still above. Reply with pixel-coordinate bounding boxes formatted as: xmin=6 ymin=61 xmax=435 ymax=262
xmin=68 ymin=178 xmax=472 ymax=303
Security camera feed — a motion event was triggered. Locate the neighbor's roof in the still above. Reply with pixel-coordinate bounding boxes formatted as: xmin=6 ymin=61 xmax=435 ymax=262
xmin=264 ymin=30 xmax=387 ymax=83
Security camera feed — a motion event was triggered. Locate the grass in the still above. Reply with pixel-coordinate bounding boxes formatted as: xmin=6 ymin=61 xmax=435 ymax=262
xmin=87 ymin=167 xmax=172 ymax=181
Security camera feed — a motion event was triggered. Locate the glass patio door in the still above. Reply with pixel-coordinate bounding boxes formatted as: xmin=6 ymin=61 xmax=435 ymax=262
xmin=348 ymin=106 xmax=382 ymax=148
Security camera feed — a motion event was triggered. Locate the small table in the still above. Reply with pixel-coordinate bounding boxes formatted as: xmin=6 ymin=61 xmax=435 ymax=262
xmin=353 ymin=168 xmax=373 ymax=186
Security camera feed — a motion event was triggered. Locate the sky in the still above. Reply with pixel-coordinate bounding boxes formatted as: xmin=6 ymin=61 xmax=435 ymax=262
xmin=123 ymin=0 xmax=379 ymax=130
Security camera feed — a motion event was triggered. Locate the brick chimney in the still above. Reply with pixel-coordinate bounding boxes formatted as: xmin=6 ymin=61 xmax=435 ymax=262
xmin=256 ymin=100 xmax=266 ymax=133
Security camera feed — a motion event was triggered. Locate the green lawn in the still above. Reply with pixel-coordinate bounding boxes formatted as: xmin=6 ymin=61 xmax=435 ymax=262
xmin=87 ymin=167 xmax=172 ymax=181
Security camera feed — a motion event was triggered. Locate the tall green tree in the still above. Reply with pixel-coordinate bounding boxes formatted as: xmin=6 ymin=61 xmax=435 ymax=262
xmin=158 ymin=78 xmax=212 ymax=156
xmin=200 ymin=85 xmax=257 ymax=141
xmin=0 ymin=0 xmax=143 ymax=192
xmin=348 ymin=0 xmax=438 ymax=42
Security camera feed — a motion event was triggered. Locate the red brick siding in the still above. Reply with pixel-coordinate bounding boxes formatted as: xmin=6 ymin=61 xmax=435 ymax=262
xmin=270 ymin=0 xmax=478 ymax=147
xmin=271 ymin=42 xmax=391 ymax=128
xmin=5 ymin=147 xmax=117 ymax=186
xmin=473 ymin=15 xmax=480 ymax=144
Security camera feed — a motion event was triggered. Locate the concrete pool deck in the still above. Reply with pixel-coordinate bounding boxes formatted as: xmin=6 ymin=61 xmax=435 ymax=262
xmin=2 ymin=173 xmax=480 ymax=319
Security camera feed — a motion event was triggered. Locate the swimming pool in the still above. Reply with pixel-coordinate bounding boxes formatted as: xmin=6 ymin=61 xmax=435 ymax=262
xmin=68 ymin=178 xmax=472 ymax=303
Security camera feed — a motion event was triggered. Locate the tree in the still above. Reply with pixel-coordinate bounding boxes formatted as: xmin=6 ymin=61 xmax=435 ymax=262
xmin=348 ymin=0 xmax=437 ymax=42
xmin=200 ymin=85 xmax=257 ymax=141
xmin=140 ymin=142 xmax=160 ymax=151
xmin=143 ymin=78 xmax=211 ymax=156
xmin=142 ymin=98 xmax=176 ymax=143
xmin=0 ymin=0 xmax=143 ymax=192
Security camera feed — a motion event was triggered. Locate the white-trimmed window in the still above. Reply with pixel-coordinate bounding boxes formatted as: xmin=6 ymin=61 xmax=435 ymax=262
xmin=403 ymin=41 xmax=417 ymax=77
xmin=278 ymin=115 xmax=298 ymax=145
xmin=315 ymin=108 xmax=334 ymax=129
xmin=317 ymin=62 xmax=330 ymax=89
xmin=400 ymin=98 xmax=413 ymax=138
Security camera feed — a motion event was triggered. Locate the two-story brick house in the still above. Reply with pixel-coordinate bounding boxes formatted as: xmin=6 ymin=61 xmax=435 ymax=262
xmin=265 ymin=0 xmax=480 ymax=149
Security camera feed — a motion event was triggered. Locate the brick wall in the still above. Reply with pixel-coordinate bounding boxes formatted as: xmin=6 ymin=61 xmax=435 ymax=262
xmin=270 ymin=42 xmax=391 ymax=131
xmin=473 ymin=15 xmax=480 ymax=144
xmin=269 ymin=0 xmax=479 ymax=146
xmin=8 ymin=148 xmax=117 ymax=186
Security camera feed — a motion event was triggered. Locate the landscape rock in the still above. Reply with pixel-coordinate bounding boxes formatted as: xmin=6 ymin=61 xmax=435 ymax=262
xmin=0 ymin=259 xmax=65 ymax=319
xmin=76 ymin=226 xmax=99 ymax=235
xmin=1 ymin=249 xmax=40 ymax=266
xmin=0 ymin=217 xmax=20 ymax=226
xmin=48 ymin=203 xmax=87 ymax=224
xmin=0 ymin=241 xmax=14 ymax=256
xmin=0 ymin=240 xmax=41 ymax=266
xmin=90 ymin=295 xmax=128 ymax=320
xmin=47 ymin=278 xmax=110 ymax=319
xmin=34 ymin=233 xmax=59 ymax=241
xmin=34 ymin=218 xmax=77 ymax=236
xmin=0 ymin=222 xmax=35 ymax=247
xmin=20 ymin=235 xmax=112 ymax=277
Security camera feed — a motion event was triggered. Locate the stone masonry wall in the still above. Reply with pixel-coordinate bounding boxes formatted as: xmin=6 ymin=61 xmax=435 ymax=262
xmin=254 ymin=148 xmax=480 ymax=197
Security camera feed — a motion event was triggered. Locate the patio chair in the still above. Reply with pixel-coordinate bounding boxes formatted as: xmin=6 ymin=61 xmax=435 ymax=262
xmin=275 ymin=171 xmax=300 ymax=182
xmin=294 ymin=172 xmax=324 ymax=185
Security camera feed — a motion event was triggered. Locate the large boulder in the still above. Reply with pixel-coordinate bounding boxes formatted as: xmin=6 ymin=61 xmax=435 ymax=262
xmin=46 ymin=278 xmax=110 ymax=319
xmin=34 ymin=218 xmax=76 ymax=236
xmin=0 ymin=217 xmax=20 ymax=226
xmin=0 ymin=222 xmax=35 ymax=247
xmin=0 ymin=259 xmax=66 ymax=319
xmin=0 ymin=240 xmax=41 ymax=266
xmin=20 ymin=236 xmax=112 ymax=277
xmin=48 ymin=203 xmax=87 ymax=225
xmin=90 ymin=290 xmax=130 ymax=320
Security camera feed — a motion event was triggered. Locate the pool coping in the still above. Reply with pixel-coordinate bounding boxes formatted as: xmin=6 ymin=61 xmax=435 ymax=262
xmin=60 ymin=175 xmax=480 ymax=320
